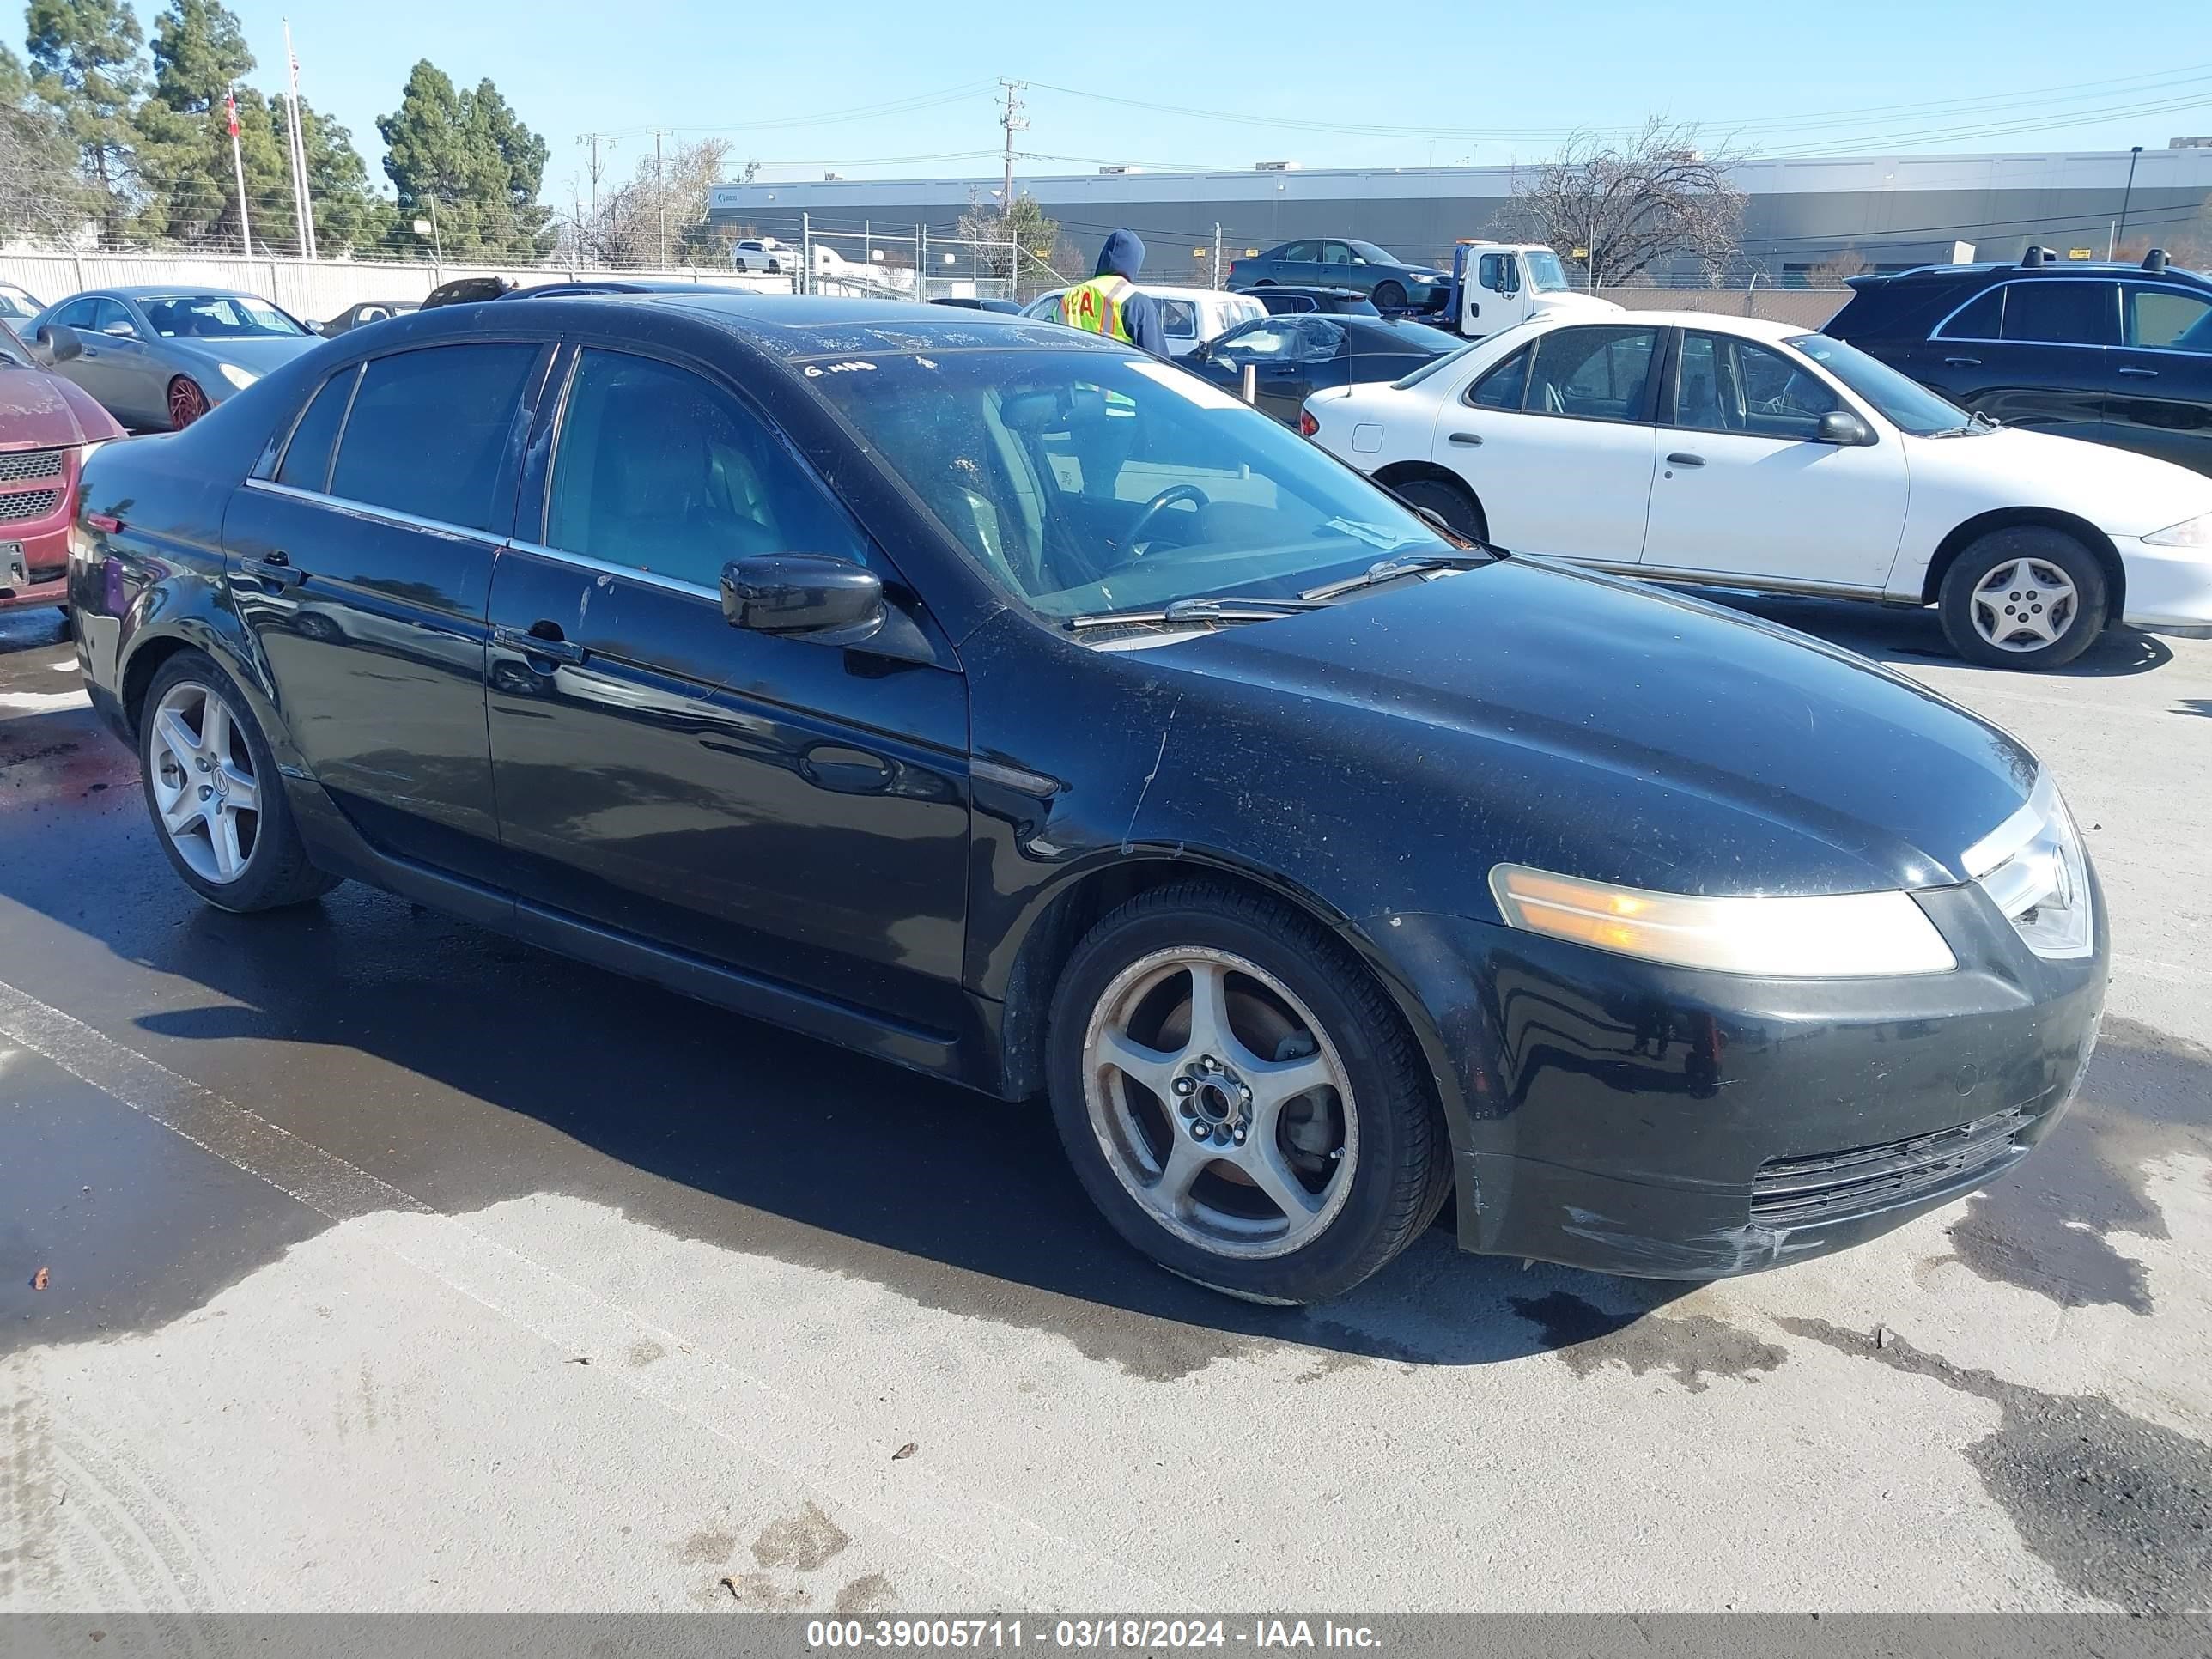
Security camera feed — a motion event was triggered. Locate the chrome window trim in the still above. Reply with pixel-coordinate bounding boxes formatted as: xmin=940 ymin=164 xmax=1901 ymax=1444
xmin=502 ymin=538 xmax=720 ymax=603
xmin=1928 ymin=277 xmax=2120 ymax=349
xmin=241 ymin=477 xmax=504 ymax=544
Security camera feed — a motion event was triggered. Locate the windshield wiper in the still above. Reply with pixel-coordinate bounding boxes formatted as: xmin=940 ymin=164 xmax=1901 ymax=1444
xmin=1298 ymin=550 xmax=1495 ymax=602
xmin=1063 ymin=595 xmax=1328 ymax=631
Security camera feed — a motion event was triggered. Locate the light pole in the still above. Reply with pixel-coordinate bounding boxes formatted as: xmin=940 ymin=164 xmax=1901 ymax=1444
xmin=2117 ymin=144 xmax=2143 ymax=252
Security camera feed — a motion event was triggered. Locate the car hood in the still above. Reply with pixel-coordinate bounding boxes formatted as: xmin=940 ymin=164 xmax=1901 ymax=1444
xmin=167 ymin=335 xmax=323 ymax=375
xmin=1530 ymin=290 xmax=1625 ymax=319
xmin=1135 ymin=558 xmax=2040 ymax=902
xmin=0 ymin=363 xmax=124 ymax=444
xmin=1904 ymin=424 xmax=2212 ymax=538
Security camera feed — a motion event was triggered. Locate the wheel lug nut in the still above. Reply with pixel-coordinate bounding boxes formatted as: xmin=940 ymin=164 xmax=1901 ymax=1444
xmin=1231 ymin=1128 xmax=1246 ymax=1145
xmin=198 ymin=785 xmax=213 ymax=801
xmin=1188 ymin=1121 xmax=1208 ymax=1141
xmin=1202 ymin=1056 xmax=1219 ymax=1072
xmin=1172 ymin=1076 xmax=1194 ymax=1097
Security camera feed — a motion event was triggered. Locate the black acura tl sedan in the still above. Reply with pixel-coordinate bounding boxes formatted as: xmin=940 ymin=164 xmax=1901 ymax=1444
xmin=67 ymin=295 xmax=2107 ymax=1304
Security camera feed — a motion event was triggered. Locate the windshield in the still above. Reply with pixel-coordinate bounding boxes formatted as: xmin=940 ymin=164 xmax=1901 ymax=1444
xmin=1789 ymin=334 xmax=1968 ymax=434
xmin=0 ymin=284 xmax=40 ymax=320
xmin=1523 ymin=251 xmax=1571 ymax=293
xmin=809 ymin=346 xmax=1455 ymax=621
xmin=140 ymin=294 xmax=307 ymax=339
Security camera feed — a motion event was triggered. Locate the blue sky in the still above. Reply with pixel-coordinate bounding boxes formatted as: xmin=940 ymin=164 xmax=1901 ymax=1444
xmin=211 ymin=0 xmax=2212 ymax=202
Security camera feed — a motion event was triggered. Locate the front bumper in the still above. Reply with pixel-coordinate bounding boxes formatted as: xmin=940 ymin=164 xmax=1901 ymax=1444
xmin=2113 ymin=532 xmax=2212 ymax=637
xmin=0 ymin=521 xmax=70 ymax=611
xmin=1372 ymin=880 xmax=2106 ymax=1279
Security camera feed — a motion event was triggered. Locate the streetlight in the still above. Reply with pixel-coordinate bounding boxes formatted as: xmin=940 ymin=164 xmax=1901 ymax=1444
xmin=2118 ymin=144 xmax=2143 ymax=252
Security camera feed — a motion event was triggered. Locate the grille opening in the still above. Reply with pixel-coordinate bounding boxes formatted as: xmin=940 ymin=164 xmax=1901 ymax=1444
xmin=0 ymin=448 xmax=64 ymax=483
xmin=1751 ymin=1107 xmax=2028 ymax=1227
xmin=0 ymin=487 xmax=63 ymax=523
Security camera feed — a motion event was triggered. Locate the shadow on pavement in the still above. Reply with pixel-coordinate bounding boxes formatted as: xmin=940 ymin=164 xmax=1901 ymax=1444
xmin=1686 ymin=589 xmax=2177 ymax=678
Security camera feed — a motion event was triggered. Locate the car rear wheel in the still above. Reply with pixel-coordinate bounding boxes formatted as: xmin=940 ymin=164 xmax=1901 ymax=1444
xmin=1048 ymin=882 xmax=1451 ymax=1304
xmin=139 ymin=650 xmax=338 ymax=912
xmin=1937 ymin=526 xmax=2107 ymax=670
xmin=167 ymin=376 xmax=210 ymax=429
xmin=1393 ymin=475 xmax=1487 ymax=542
xmin=1371 ymin=280 xmax=1407 ymax=310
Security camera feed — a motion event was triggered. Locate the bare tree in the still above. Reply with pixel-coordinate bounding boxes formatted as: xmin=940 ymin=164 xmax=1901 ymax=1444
xmin=562 ymin=136 xmax=732 ymax=268
xmin=1808 ymin=246 xmax=1869 ymax=287
xmin=0 ymin=101 xmax=94 ymax=243
xmin=957 ymin=189 xmax=1061 ymax=285
xmin=1500 ymin=118 xmax=1746 ymax=289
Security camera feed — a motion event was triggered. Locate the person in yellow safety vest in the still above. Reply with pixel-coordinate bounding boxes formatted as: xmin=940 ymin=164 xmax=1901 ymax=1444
xmin=1057 ymin=228 xmax=1170 ymax=358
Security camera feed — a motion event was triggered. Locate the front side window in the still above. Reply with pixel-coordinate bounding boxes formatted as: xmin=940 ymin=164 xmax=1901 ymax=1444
xmin=1674 ymin=333 xmax=1841 ymax=441
xmin=139 ymin=294 xmax=307 ymax=338
xmin=329 ymin=343 xmax=539 ymax=532
xmin=1524 ymin=326 xmax=1657 ymax=422
xmin=1321 ymin=243 xmax=1354 ymax=266
xmin=547 ymin=349 xmax=866 ymax=590
xmin=1294 ymin=320 xmax=1346 ymax=363
xmin=808 ymin=348 xmax=1455 ymax=620
xmin=89 ymin=299 xmax=137 ymax=337
xmin=2125 ymin=287 xmax=2212 ymax=352
xmin=2001 ymin=282 xmax=2117 ymax=346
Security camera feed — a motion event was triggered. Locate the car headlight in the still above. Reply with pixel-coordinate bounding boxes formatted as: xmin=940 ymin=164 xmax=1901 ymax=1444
xmin=2142 ymin=512 xmax=2211 ymax=549
xmin=1962 ymin=771 xmax=2094 ymax=960
xmin=1489 ymin=864 xmax=1957 ymax=977
xmin=217 ymin=362 xmax=258 ymax=390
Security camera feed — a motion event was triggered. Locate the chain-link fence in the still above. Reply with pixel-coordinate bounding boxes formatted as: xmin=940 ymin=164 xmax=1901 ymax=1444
xmin=789 ymin=220 xmax=1050 ymax=304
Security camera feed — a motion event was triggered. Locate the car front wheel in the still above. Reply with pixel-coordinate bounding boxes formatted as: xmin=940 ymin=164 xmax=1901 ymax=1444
xmin=167 ymin=376 xmax=210 ymax=429
xmin=1047 ymin=883 xmax=1450 ymax=1304
xmin=1937 ymin=526 xmax=2108 ymax=670
xmin=1371 ymin=280 xmax=1407 ymax=309
xmin=138 ymin=649 xmax=339 ymax=911
xmin=1393 ymin=475 xmax=1486 ymax=542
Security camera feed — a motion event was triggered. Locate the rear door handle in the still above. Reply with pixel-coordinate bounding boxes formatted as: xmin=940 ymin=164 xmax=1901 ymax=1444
xmin=1942 ymin=356 xmax=1982 ymax=367
xmin=2117 ymin=366 xmax=2160 ymax=378
xmin=243 ymin=551 xmax=306 ymax=589
xmin=1666 ymin=452 xmax=1705 ymax=468
xmin=1447 ymin=431 xmax=1483 ymax=447
xmin=493 ymin=622 xmax=585 ymax=665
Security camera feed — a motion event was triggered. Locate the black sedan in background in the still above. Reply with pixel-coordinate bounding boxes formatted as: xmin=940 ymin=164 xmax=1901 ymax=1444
xmin=1188 ymin=313 xmax=1465 ymax=424
xmin=70 ymin=295 xmax=2104 ymax=1304
xmin=317 ymin=300 xmax=419 ymax=337
xmin=1228 ymin=239 xmax=1449 ymax=310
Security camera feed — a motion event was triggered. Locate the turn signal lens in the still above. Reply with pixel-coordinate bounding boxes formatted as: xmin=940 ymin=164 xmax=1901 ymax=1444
xmin=1489 ymin=865 xmax=1957 ymax=978
xmin=2142 ymin=512 xmax=2211 ymax=549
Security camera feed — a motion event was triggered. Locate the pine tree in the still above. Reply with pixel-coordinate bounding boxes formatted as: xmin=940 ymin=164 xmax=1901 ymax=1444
xmin=378 ymin=60 xmax=551 ymax=264
xmin=26 ymin=0 xmax=146 ymax=245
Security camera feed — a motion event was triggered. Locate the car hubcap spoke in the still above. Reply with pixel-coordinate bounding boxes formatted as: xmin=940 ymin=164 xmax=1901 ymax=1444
xmin=1082 ymin=946 xmax=1358 ymax=1261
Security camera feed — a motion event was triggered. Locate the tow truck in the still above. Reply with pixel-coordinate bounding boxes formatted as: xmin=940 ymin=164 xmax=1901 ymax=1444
xmin=1412 ymin=241 xmax=1625 ymax=339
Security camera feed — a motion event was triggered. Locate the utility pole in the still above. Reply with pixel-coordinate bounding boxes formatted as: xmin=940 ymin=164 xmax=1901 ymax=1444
xmin=2117 ymin=144 xmax=2144 ymax=251
xmin=1213 ymin=222 xmax=1223 ymax=289
xmin=654 ymin=129 xmax=666 ymax=268
xmin=578 ymin=132 xmax=612 ymax=259
xmin=281 ymin=19 xmax=314 ymax=258
xmin=998 ymin=80 xmax=1028 ymax=220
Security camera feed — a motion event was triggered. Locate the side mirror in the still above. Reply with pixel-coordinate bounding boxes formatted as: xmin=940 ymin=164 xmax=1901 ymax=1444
xmin=1816 ymin=410 xmax=1876 ymax=447
xmin=34 ymin=323 xmax=82 ymax=364
xmin=721 ymin=553 xmax=884 ymax=642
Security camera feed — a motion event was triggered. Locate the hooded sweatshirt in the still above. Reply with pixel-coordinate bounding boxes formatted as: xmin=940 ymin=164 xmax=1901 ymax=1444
xmin=1091 ymin=228 xmax=1170 ymax=358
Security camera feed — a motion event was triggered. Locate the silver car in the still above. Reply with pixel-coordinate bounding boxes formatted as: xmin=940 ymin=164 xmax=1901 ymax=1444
xmin=29 ymin=286 xmax=322 ymax=430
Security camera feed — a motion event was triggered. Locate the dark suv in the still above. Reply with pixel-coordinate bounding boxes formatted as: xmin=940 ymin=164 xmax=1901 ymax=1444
xmin=1826 ymin=246 xmax=2212 ymax=477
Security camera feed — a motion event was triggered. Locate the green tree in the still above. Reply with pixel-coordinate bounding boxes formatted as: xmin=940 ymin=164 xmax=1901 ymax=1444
xmin=26 ymin=0 xmax=146 ymax=244
xmin=148 ymin=0 xmax=245 ymax=107
xmin=377 ymin=60 xmax=552 ymax=263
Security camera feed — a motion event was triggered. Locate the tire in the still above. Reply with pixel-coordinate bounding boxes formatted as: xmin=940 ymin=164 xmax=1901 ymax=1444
xmin=138 ymin=648 xmax=338 ymax=912
xmin=1936 ymin=526 xmax=2108 ymax=670
xmin=167 ymin=376 xmax=210 ymax=430
xmin=1371 ymin=280 xmax=1407 ymax=310
xmin=1047 ymin=881 xmax=1451 ymax=1304
xmin=1392 ymin=475 xmax=1487 ymax=542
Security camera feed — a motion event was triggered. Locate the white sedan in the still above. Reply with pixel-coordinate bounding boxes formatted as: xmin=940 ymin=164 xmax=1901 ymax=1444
xmin=1304 ymin=311 xmax=2212 ymax=669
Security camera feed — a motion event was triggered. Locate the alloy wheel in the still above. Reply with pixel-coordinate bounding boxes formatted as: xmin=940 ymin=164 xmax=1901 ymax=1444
xmin=167 ymin=377 xmax=210 ymax=429
xmin=1971 ymin=556 xmax=2077 ymax=653
xmin=147 ymin=681 xmax=259 ymax=884
xmin=1081 ymin=947 xmax=1358 ymax=1260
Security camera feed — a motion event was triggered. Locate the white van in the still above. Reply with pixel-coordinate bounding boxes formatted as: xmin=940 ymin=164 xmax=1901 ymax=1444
xmin=1023 ymin=285 xmax=1266 ymax=357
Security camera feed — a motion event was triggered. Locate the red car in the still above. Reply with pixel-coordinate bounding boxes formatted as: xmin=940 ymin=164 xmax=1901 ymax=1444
xmin=0 ymin=320 xmax=126 ymax=616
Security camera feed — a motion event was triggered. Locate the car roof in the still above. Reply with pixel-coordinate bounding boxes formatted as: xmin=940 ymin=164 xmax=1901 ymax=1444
xmin=1868 ymin=258 xmax=2210 ymax=287
xmin=94 ymin=285 xmax=265 ymax=301
xmin=1510 ymin=310 xmax=1809 ymax=343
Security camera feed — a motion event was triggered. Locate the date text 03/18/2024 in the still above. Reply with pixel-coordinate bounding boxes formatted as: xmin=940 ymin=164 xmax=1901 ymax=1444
xmin=802 ymin=1619 xmax=1384 ymax=1650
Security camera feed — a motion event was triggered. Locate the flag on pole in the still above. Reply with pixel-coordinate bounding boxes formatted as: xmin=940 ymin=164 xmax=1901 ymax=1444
xmin=225 ymin=88 xmax=240 ymax=137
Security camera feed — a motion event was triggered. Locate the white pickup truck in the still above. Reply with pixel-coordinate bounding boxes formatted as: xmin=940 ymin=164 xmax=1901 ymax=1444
xmin=1434 ymin=241 xmax=1623 ymax=340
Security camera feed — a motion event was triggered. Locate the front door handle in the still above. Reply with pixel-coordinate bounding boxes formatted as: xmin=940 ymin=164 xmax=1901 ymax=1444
xmin=243 ymin=551 xmax=307 ymax=589
xmin=2117 ymin=366 xmax=2160 ymax=378
xmin=1447 ymin=431 xmax=1483 ymax=447
xmin=1666 ymin=452 xmax=1706 ymax=468
xmin=493 ymin=622 xmax=586 ymax=665
xmin=1942 ymin=356 xmax=1982 ymax=367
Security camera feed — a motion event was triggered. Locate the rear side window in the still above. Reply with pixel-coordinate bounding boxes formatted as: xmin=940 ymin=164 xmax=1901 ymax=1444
xmin=1935 ymin=287 xmax=2004 ymax=340
xmin=2000 ymin=282 xmax=2116 ymax=346
xmin=1469 ymin=346 xmax=1531 ymax=408
xmin=329 ymin=343 xmax=539 ymax=532
xmin=1158 ymin=299 xmax=1198 ymax=340
xmin=276 ymin=366 xmax=357 ymax=493
xmin=1525 ymin=325 xmax=1658 ymax=421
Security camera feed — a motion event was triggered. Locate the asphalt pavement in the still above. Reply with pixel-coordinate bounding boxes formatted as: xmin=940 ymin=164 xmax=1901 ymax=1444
xmin=1 ymin=596 xmax=2207 ymax=1614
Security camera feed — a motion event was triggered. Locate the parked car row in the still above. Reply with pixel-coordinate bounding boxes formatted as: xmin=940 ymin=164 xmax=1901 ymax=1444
xmin=68 ymin=293 xmax=2110 ymax=1304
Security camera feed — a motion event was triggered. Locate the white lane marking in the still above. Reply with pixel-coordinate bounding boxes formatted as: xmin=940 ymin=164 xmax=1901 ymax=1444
xmin=0 ymin=976 xmax=1168 ymax=1606
xmin=0 ymin=688 xmax=90 ymax=713
xmin=49 ymin=659 xmax=79 ymax=673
